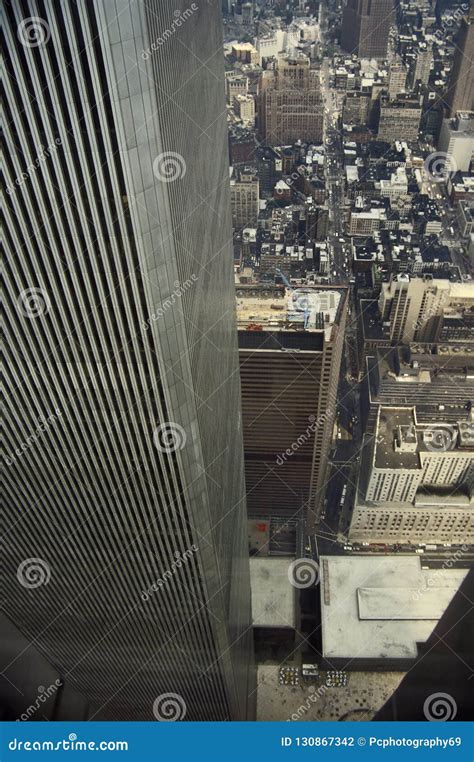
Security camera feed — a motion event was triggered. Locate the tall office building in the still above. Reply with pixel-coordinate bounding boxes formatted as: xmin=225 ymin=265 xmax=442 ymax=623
xmin=411 ymin=43 xmax=433 ymax=88
xmin=230 ymin=167 xmax=260 ymax=230
xmin=388 ymin=57 xmax=407 ymax=100
xmin=377 ymin=95 xmax=422 ymax=143
xmin=438 ymin=111 xmax=474 ymax=175
xmin=350 ymin=407 xmax=474 ymax=544
xmin=378 ymin=275 xmax=474 ymax=343
xmin=341 ymin=0 xmax=395 ymax=60
xmin=258 ymin=54 xmax=324 ymax=146
xmin=3 ymin=0 xmax=254 ymax=720
xmin=236 ymin=286 xmax=348 ymax=530
xmin=445 ymin=2 xmax=474 ymax=115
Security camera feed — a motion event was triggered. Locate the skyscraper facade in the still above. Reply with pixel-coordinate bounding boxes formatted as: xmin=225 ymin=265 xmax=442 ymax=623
xmin=341 ymin=0 xmax=395 ymax=60
xmin=236 ymin=286 xmax=348 ymax=529
xmin=445 ymin=2 xmax=474 ymax=115
xmin=3 ymin=0 xmax=254 ymax=721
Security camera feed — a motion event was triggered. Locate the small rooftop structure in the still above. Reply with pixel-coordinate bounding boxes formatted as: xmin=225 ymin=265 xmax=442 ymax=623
xmin=374 ymin=406 xmax=474 ymax=470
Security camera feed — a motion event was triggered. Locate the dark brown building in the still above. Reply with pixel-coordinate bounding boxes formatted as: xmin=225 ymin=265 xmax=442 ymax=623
xmin=445 ymin=3 xmax=474 ymax=115
xmin=237 ymin=287 xmax=348 ymax=529
xmin=341 ymin=0 xmax=395 ymax=60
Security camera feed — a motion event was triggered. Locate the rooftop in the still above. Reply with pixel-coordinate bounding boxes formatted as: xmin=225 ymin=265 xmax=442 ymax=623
xmin=374 ymin=406 xmax=474 ymax=470
xmin=236 ymin=286 xmax=346 ymax=334
xmin=320 ymin=555 xmax=468 ymax=660
xmin=250 ymin=557 xmax=295 ymax=629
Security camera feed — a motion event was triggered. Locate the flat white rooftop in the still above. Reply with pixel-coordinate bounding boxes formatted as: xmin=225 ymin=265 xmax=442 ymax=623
xmin=250 ymin=556 xmax=296 ymax=629
xmin=320 ymin=555 xmax=468 ymax=661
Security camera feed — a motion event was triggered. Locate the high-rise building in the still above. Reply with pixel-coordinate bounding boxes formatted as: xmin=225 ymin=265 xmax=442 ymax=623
xmin=438 ymin=111 xmax=474 ymax=175
xmin=230 ymin=167 xmax=260 ymax=229
xmin=388 ymin=57 xmax=407 ymax=100
xmin=377 ymin=94 xmax=422 ymax=143
xmin=378 ymin=275 xmax=474 ymax=343
xmin=445 ymin=3 xmax=474 ymax=115
xmin=233 ymin=94 xmax=256 ymax=126
xmin=411 ymin=43 xmax=432 ymax=88
xmin=236 ymin=286 xmax=348 ymax=529
xmin=258 ymin=54 xmax=324 ymax=146
xmin=3 ymin=0 xmax=255 ymax=721
xmin=226 ymin=73 xmax=249 ymax=103
xmin=361 ymin=345 xmax=474 ymax=434
xmin=349 ymin=407 xmax=474 ymax=544
xmin=343 ymin=91 xmax=371 ymax=126
xmin=341 ymin=0 xmax=395 ymax=60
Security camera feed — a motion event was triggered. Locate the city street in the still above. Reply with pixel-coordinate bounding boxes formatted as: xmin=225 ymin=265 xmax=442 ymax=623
xmin=321 ymin=58 xmax=350 ymax=285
